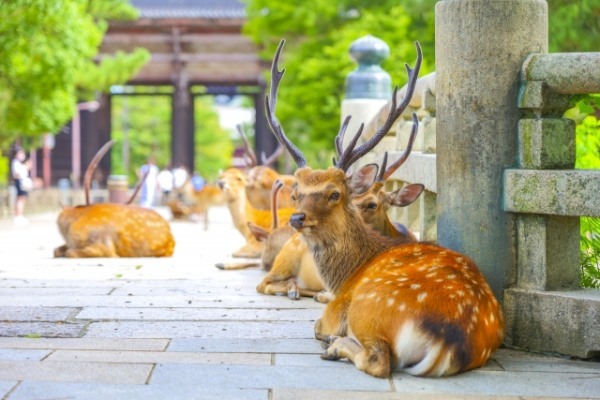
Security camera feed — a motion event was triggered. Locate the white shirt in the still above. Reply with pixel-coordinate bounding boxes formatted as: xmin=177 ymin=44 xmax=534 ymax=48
xmin=11 ymin=159 xmax=28 ymax=180
xmin=157 ymin=169 xmax=174 ymax=191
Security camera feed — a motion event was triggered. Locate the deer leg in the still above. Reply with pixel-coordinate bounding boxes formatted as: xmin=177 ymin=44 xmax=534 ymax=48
xmin=65 ymin=242 xmax=118 ymax=258
xmin=313 ymin=290 xmax=334 ymax=304
xmin=54 ymin=245 xmax=68 ymax=258
xmin=321 ymin=337 xmax=391 ymax=378
xmin=256 ymin=278 xmax=291 ymax=296
xmin=314 ymin=296 xmax=349 ymax=340
xmin=215 ymin=261 xmax=260 ymax=270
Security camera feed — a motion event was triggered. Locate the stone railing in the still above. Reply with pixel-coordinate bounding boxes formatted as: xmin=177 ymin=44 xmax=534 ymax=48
xmin=502 ymin=52 xmax=600 ymax=358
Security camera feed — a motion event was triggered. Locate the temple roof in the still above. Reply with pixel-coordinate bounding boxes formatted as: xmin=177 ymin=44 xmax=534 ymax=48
xmin=130 ymin=0 xmax=246 ymax=19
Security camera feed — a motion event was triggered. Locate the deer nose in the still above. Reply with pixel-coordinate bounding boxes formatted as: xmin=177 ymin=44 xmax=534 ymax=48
xmin=289 ymin=213 xmax=305 ymax=229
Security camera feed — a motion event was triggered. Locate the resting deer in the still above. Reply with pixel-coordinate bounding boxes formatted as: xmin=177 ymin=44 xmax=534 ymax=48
xmin=54 ymin=141 xmax=175 ymax=258
xmin=265 ymin=39 xmax=504 ymax=377
xmin=217 ymin=166 xmax=294 ymax=258
xmin=255 ymin=130 xmax=424 ymax=301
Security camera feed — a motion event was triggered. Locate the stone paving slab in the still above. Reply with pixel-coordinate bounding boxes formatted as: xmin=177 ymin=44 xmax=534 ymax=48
xmin=0 ymin=349 xmax=50 ymax=361
xmin=272 ymin=389 xmax=595 ymax=400
xmin=76 ymin=306 xmax=321 ymax=321
xmin=151 ymin=363 xmax=392 ymax=391
xmin=0 ymin=337 xmax=169 ymax=351
xmin=0 ymin=306 xmax=76 ymax=321
xmin=0 ymin=294 xmax=324 ymax=309
xmin=0 ymin=287 xmax=113 ymax=295
xmin=392 ymin=369 xmax=600 ymax=398
xmin=0 ymin=322 xmax=86 ymax=338
xmin=167 ymin=337 xmax=322 ymax=353
xmin=7 ymin=381 xmax=268 ymax=400
xmin=85 ymin=320 xmax=316 ymax=339
xmin=0 ymin=360 xmax=153 ymax=384
xmin=46 ymin=349 xmax=272 ymax=365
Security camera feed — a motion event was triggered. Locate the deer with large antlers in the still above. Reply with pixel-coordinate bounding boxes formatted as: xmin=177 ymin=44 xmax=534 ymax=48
xmin=265 ymin=39 xmax=503 ymax=377
xmin=255 ymin=151 xmax=424 ymax=301
xmin=54 ymin=141 xmax=175 ymax=258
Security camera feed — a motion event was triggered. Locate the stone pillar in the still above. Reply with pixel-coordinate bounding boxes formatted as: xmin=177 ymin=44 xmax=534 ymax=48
xmin=435 ymin=0 xmax=548 ymax=300
xmin=171 ymin=84 xmax=195 ymax=173
xmin=341 ymin=35 xmax=392 ymax=160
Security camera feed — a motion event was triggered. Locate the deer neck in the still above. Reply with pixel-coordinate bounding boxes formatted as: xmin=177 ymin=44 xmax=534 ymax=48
xmin=303 ymin=204 xmax=392 ymax=295
xmin=225 ymin=191 xmax=249 ymax=235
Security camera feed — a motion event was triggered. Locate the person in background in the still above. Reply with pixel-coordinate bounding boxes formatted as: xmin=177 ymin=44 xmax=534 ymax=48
xmin=156 ymin=165 xmax=174 ymax=205
xmin=138 ymin=156 xmax=159 ymax=208
xmin=191 ymin=171 xmax=205 ymax=191
xmin=172 ymin=163 xmax=189 ymax=199
xmin=11 ymin=148 xmax=31 ymax=226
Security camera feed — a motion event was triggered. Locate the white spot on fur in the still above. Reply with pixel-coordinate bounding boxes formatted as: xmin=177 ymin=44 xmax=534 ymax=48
xmin=410 ymin=284 xmax=421 ymax=290
xmin=387 ymin=298 xmax=395 ymax=307
xmin=417 ymin=292 xmax=428 ymax=303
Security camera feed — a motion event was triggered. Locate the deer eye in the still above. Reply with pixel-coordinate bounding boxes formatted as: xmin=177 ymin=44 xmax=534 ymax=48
xmin=367 ymin=202 xmax=377 ymax=209
xmin=329 ymin=192 xmax=340 ymax=201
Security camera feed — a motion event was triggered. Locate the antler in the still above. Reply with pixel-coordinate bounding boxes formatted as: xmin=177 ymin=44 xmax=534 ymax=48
xmin=335 ymin=41 xmax=423 ymax=172
xmin=237 ymin=124 xmax=258 ymax=167
xmin=83 ymin=140 xmax=115 ymax=206
xmin=270 ymin=179 xmax=284 ymax=230
xmin=265 ymin=39 xmax=307 ymax=168
xmin=381 ymin=113 xmax=419 ymax=181
xmin=333 ymin=115 xmax=352 ymax=164
xmin=126 ymin=169 xmax=150 ymax=205
xmin=261 ymin=143 xmax=285 ymax=166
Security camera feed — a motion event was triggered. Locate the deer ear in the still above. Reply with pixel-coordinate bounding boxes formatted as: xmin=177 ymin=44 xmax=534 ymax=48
xmin=247 ymin=222 xmax=270 ymax=242
xmin=348 ymin=163 xmax=378 ymax=194
xmin=390 ymin=184 xmax=425 ymax=207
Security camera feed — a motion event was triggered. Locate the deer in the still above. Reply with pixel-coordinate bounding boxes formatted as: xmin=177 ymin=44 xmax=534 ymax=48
xmin=216 ymin=166 xmax=294 ymax=259
xmin=264 ymin=39 xmax=504 ymax=378
xmin=54 ymin=141 xmax=175 ymax=258
xmin=254 ymin=127 xmax=424 ymax=302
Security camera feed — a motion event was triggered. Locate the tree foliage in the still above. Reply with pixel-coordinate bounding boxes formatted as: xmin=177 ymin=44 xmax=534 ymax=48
xmin=243 ymin=0 xmax=436 ymax=167
xmin=548 ymin=0 xmax=600 ymax=52
xmin=0 ymin=0 xmax=149 ymax=146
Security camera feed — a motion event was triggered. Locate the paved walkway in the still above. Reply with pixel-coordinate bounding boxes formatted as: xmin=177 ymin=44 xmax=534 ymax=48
xmin=0 ymin=208 xmax=598 ymax=400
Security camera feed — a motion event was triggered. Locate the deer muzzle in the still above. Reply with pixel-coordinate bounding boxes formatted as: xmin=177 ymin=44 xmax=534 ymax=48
xmin=289 ymin=213 xmax=306 ymax=230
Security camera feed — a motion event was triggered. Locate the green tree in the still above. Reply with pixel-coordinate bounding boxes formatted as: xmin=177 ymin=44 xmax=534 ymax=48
xmin=243 ymin=0 xmax=436 ymax=167
xmin=548 ymin=0 xmax=600 ymax=52
xmin=195 ymin=97 xmax=234 ymax=181
xmin=0 ymin=0 xmax=149 ymax=146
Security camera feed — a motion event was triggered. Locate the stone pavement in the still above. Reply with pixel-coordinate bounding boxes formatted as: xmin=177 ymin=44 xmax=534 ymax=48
xmin=0 ymin=207 xmax=598 ymax=400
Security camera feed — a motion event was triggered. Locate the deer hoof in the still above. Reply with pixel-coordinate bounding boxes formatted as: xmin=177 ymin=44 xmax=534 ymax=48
xmin=287 ymin=290 xmax=300 ymax=300
xmin=320 ymin=348 xmax=341 ymax=361
xmin=214 ymin=263 xmax=225 ymax=270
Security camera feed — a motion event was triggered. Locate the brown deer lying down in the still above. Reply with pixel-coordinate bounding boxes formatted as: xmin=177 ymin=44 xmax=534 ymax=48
xmin=265 ymin=39 xmax=504 ymax=378
xmin=54 ymin=141 xmax=175 ymax=258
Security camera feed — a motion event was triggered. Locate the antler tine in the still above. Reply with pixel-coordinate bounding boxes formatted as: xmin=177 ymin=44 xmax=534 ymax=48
xmin=83 ymin=140 xmax=115 ymax=206
xmin=270 ymin=179 xmax=284 ymax=229
xmin=335 ymin=115 xmax=352 ymax=158
xmin=336 ymin=41 xmax=423 ymax=171
xmin=237 ymin=124 xmax=257 ymax=167
xmin=383 ymin=113 xmax=419 ymax=181
xmin=376 ymin=152 xmax=389 ymax=182
xmin=261 ymin=142 xmax=285 ymax=166
xmin=265 ymin=39 xmax=307 ymax=168
xmin=127 ymin=169 xmax=150 ymax=205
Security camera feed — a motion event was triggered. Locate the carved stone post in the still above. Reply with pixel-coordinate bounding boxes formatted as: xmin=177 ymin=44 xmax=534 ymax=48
xmin=435 ymin=0 xmax=548 ymax=300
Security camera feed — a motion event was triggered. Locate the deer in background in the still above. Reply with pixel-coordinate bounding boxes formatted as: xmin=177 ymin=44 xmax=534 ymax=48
xmin=265 ymin=39 xmax=504 ymax=377
xmin=54 ymin=141 xmax=175 ymax=258
xmin=217 ymin=166 xmax=294 ymax=258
